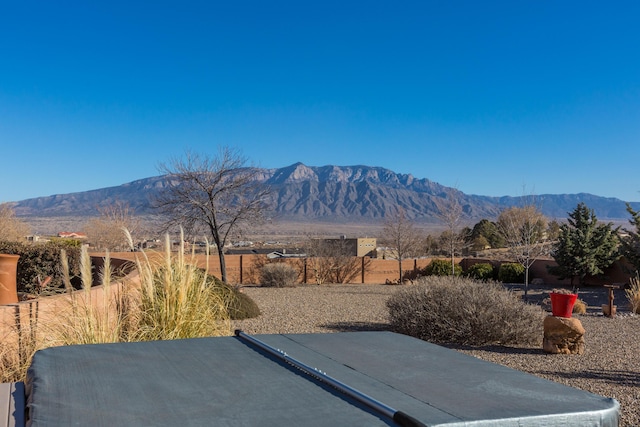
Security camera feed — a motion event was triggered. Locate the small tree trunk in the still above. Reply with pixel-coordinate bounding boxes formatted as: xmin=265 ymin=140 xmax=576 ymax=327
xmin=217 ymin=248 xmax=228 ymax=283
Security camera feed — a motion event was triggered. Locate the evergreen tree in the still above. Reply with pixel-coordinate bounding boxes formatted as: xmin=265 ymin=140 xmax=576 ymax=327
xmin=620 ymin=203 xmax=640 ymax=273
xmin=551 ymin=202 xmax=619 ymax=288
xmin=470 ymin=219 xmax=505 ymax=249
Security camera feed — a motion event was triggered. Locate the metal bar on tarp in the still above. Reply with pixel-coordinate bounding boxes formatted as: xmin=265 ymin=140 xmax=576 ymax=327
xmin=234 ymin=330 xmax=426 ymax=427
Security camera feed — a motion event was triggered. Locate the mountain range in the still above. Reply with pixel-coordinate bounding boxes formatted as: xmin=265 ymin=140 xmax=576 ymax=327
xmin=12 ymin=163 xmax=640 ymax=226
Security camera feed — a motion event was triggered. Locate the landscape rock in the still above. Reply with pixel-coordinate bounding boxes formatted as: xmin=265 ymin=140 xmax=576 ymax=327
xmin=543 ymin=315 xmax=585 ymax=355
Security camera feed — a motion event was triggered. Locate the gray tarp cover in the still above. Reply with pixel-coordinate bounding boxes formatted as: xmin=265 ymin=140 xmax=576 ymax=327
xmin=25 ymin=331 xmax=619 ymax=426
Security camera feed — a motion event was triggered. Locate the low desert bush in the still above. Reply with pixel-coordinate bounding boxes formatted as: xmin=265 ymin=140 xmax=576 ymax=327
xmin=626 ymin=274 xmax=640 ymax=314
xmin=260 ymin=263 xmax=298 ymax=287
xmin=423 ymin=259 xmax=462 ymax=276
xmin=498 ymin=262 xmax=525 ymax=283
xmin=386 ymin=276 xmax=544 ymax=346
xmin=465 ymin=263 xmax=494 ymax=281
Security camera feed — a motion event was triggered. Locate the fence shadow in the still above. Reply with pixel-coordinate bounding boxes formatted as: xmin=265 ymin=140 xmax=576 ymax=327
xmin=534 ymin=369 xmax=640 ymax=387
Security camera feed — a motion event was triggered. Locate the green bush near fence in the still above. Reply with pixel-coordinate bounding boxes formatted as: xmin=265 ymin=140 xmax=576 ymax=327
xmin=465 ymin=263 xmax=495 ymax=281
xmin=0 ymin=240 xmax=82 ymax=294
xmin=498 ymin=262 xmax=525 ymax=283
xmin=423 ymin=259 xmax=462 ymax=276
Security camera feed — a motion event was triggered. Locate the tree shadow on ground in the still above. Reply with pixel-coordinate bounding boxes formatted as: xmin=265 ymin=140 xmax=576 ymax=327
xmin=320 ymin=321 xmax=392 ymax=332
xmin=533 ymin=369 xmax=640 ymax=387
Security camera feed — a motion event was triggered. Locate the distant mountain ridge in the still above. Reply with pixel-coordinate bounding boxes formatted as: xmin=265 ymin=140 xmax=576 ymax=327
xmin=13 ymin=163 xmax=640 ymax=223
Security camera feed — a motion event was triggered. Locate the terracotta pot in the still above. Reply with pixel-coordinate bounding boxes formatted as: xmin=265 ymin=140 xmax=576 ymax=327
xmin=550 ymin=292 xmax=578 ymax=318
xmin=0 ymin=254 xmax=20 ymax=305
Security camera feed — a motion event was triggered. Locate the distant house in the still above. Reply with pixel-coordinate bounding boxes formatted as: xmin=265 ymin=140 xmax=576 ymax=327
xmin=57 ymin=231 xmax=88 ymax=239
xmin=317 ymin=237 xmax=377 ymax=258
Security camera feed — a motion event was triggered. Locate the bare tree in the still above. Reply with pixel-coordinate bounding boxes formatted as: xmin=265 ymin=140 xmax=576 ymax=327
xmin=84 ymin=201 xmax=140 ymax=251
xmin=0 ymin=203 xmax=30 ymax=242
xmin=382 ymin=209 xmax=423 ymax=283
xmin=496 ymin=204 xmax=549 ymax=299
xmin=155 ymin=147 xmax=271 ymax=283
xmin=436 ymin=189 xmax=468 ymax=275
xmin=304 ymin=237 xmax=365 ymax=284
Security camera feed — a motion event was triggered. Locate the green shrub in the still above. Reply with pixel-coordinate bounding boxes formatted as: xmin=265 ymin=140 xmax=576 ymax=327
xmin=465 ymin=263 xmax=494 ymax=281
xmin=0 ymin=240 xmax=82 ymax=293
xmin=226 ymin=290 xmax=261 ymax=320
xmin=423 ymin=259 xmax=462 ymax=276
xmin=498 ymin=262 xmax=525 ymax=283
xmin=386 ymin=276 xmax=543 ymax=346
xmin=205 ymin=275 xmax=261 ymax=320
xmin=260 ymin=263 xmax=298 ymax=287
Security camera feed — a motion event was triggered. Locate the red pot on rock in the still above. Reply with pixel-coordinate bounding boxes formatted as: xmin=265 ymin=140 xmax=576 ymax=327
xmin=550 ymin=292 xmax=578 ymax=318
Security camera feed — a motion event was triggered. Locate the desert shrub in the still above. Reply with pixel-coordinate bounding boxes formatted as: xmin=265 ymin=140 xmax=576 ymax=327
xmin=423 ymin=259 xmax=462 ymax=276
xmin=260 ymin=263 xmax=298 ymax=287
xmin=573 ymin=298 xmax=587 ymax=314
xmin=626 ymin=274 xmax=640 ymax=314
xmin=498 ymin=262 xmax=525 ymax=283
xmin=465 ymin=263 xmax=494 ymax=281
xmin=386 ymin=276 xmax=544 ymax=346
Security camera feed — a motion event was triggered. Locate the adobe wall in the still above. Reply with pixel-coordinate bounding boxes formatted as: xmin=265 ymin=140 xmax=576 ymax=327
xmin=0 ymin=258 xmax=135 ymax=352
xmin=106 ymin=252 xmax=635 ymax=286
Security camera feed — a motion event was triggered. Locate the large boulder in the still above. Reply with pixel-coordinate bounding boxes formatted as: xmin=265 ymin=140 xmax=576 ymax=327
xmin=543 ymin=315 xmax=585 ymax=355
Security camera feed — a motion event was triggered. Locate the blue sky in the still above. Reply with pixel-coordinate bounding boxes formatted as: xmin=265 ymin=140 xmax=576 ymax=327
xmin=1 ymin=1 xmax=639 ymax=203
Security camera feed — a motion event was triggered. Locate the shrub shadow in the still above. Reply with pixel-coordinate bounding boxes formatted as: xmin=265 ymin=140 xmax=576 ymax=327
xmin=445 ymin=343 xmax=545 ymax=355
xmin=320 ymin=321 xmax=392 ymax=332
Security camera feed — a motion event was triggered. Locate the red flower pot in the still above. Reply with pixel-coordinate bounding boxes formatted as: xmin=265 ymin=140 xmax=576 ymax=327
xmin=550 ymin=292 xmax=578 ymax=318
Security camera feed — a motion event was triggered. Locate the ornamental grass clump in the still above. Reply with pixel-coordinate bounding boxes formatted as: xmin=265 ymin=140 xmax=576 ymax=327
xmin=386 ymin=276 xmax=544 ymax=346
xmin=52 ymin=247 xmax=129 ymax=346
xmin=129 ymin=231 xmax=231 ymax=341
xmin=572 ymin=298 xmax=587 ymax=314
xmin=626 ymin=274 xmax=640 ymax=314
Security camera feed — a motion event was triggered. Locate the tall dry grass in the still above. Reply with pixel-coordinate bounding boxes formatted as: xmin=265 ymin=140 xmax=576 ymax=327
xmin=49 ymin=249 xmax=129 ymax=346
xmin=626 ymin=274 xmax=640 ymax=314
xmin=1 ymin=231 xmax=231 ymax=383
xmin=128 ymin=231 xmax=231 ymax=341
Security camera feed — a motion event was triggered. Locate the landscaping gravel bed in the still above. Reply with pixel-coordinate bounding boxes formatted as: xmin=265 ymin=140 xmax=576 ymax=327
xmin=232 ymin=283 xmax=640 ymax=426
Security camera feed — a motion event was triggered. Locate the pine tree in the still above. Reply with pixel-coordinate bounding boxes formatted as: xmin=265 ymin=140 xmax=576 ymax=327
xmin=620 ymin=203 xmax=640 ymax=273
xmin=551 ymin=202 xmax=619 ymax=288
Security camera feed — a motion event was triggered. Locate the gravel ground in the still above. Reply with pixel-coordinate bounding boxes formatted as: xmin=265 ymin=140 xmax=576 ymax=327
xmin=233 ymin=283 xmax=640 ymax=426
